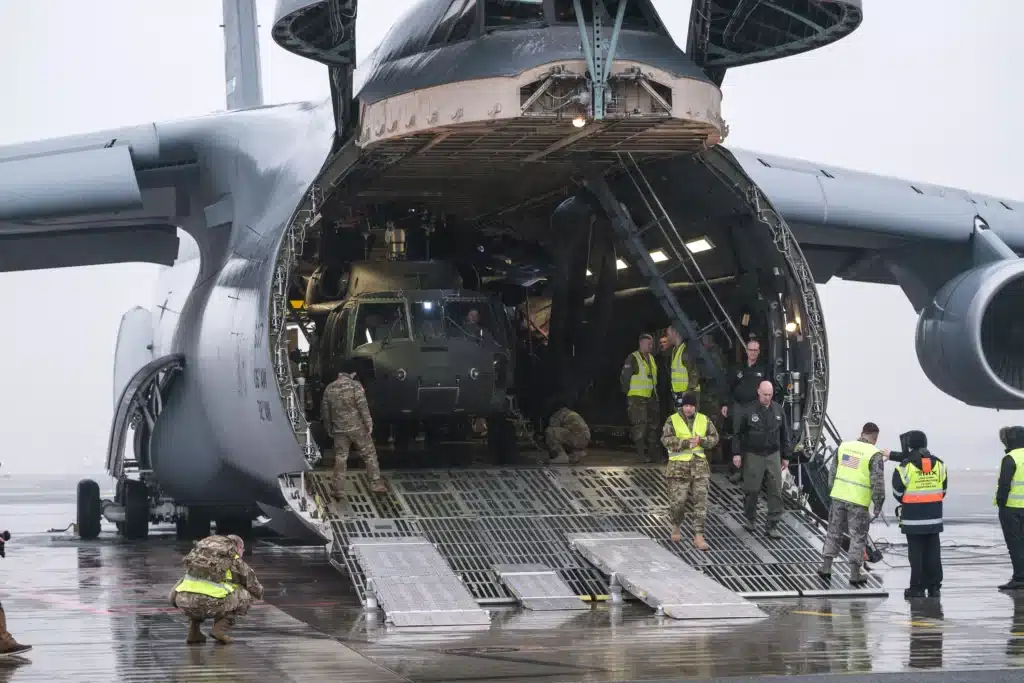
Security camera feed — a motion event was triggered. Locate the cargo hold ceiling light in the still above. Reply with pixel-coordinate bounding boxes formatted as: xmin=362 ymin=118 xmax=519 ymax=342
xmin=649 ymin=250 xmax=668 ymax=263
xmin=685 ymin=237 xmax=714 ymax=254
xmin=615 ymin=259 xmax=628 ymax=270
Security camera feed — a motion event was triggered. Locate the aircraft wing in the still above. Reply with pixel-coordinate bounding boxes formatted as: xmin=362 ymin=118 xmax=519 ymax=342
xmin=0 ymin=123 xmax=196 ymax=272
xmin=729 ymin=147 xmax=1024 ymax=310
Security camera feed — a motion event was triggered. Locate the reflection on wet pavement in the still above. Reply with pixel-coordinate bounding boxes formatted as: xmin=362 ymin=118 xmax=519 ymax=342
xmin=0 ymin=527 xmax=1021 ymax=682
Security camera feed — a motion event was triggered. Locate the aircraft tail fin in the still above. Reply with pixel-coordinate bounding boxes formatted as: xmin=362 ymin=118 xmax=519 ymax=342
xmin=222 ymin=0 xmax=264 ymax=110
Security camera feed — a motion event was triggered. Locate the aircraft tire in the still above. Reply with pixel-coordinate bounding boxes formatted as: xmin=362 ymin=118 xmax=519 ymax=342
xmin=122 ymin=480 xmax=149 ymax=540
xmin=486 ymin=416 xmax=518 ymax=465
xmin=76 ymin=479 xmax=102 ymax=540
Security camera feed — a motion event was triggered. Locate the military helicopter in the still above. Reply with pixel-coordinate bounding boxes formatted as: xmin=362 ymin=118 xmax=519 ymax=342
xmin=296 ymin=222 xmax=519 ymax=458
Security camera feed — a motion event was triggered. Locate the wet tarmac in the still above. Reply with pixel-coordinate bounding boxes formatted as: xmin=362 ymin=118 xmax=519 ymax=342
xmin=2 ymin=459 xmax=1022 ymax=682
xmin=0 ymin=517 xmax=1019 ymax=682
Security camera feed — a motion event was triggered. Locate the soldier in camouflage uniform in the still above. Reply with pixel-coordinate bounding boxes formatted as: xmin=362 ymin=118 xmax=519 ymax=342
xmin=171 ymin=535 xmax=265 ymax=644
xmin=321 ymin=367 xmax=387 ymax=497
xmin=543 ymin=403 xmax=591 ymax=465
xmin=661 ymin=392 xmax=719 ymax=550
xmin=621 ymin=334 xmax=661 ymax=462
xmin=817 ymin=422 xmax=890 ymax=584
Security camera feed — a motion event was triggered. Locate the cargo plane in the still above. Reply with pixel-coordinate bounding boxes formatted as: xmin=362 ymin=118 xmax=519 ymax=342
xmin=0 ymin=0 xmax=1020 ymax=541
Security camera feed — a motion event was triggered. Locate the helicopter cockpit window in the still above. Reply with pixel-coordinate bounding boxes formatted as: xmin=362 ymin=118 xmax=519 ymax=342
xmin=552 ymin=0 xmax=659 ymax=32
xmin=411 ymin=300 xmax=446 ymax=340
xmin=354 ymin=302 xmax=408 ymax=348
xmin=445 ymin=300 xmax=502 ymax=344
xmin=485 ymin=0 xmax=545 ymax=28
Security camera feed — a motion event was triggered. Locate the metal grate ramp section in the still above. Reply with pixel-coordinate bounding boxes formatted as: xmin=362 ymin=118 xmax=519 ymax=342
xmin=349 ymin=537 xmax=491 ymax=627
xmin=495 ymin=564 xmax=588 ymax=611
xmin=316 ymin=466 xmax=887 ymax=607
xmin=569 ymin=532 xmax=766 ymax=620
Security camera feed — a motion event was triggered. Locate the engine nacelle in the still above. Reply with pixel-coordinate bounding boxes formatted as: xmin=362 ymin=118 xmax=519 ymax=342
xmin=916 ymin=259 xmax=1024 ymax=408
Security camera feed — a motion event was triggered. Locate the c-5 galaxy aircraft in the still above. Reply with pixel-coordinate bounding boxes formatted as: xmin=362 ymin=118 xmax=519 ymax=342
xmin=2 ymin=0 xmax=1022 ymax=542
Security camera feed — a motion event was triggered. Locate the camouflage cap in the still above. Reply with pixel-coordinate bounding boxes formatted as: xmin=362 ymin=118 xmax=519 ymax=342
xmin=226 ymin=534 xmax=244 ymax=548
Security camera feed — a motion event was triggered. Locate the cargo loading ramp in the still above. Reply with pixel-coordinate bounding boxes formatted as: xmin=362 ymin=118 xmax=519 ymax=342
xmin=307 ymin=465 xmax=887 ymax=610
xmin=568 ymin=531 xmax=766 ymax=620
xmin=349 ymin=536 xmax=491 ymax=627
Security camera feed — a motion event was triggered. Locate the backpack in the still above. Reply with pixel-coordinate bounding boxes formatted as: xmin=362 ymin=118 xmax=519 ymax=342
xmin=182 ymin=536 xmax=237 ymax=582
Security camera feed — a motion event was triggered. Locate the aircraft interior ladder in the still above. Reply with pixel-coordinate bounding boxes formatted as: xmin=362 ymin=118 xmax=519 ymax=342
xmin=582 ymin=159 xmax=743 ymax=386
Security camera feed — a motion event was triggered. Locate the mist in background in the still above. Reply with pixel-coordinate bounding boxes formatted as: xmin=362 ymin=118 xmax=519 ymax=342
xmin=0 ymin=1 xmax=1021 ymax=476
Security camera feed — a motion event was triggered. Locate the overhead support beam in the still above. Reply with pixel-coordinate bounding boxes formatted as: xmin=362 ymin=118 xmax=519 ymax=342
xmin=523 ymin=122 xmax=605 ymax=162
xmin=573 ymin=0 xmax=629 ymax=121
xmin=580 ymin=168 xmax=727 ymax=387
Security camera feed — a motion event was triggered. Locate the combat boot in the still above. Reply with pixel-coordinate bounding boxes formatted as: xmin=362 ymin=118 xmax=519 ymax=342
xmin=210 ymin=617 xmax=233 ymax=644
xmin=370 ymin=479 xmax=388 ymax=494
xmin=670 ymin=525 xmax=681 ymax=543
xmin=849 ymin=563 xmax=868 ymax=585
xmin=0 ymin=607 xmax=31 ymax=656
xmin=742 ymin=519 xmax=756 ymax=532
xmin=764 ymin=525 xmax=783 ymax=540
xmin=186 ymin=619 xmax=207 ymax=645
xmin=693 ymin=534 xmax=710 ymax=551
xmin=817 ymin=557 xmax=833 ymax=578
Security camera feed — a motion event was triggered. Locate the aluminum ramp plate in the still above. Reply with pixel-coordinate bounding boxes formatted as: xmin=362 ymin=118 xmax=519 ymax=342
xmin=495 ymin=564 xmax=589 ymax=611
xmin=568 ymin=531 xmax=767 ymax=620
xmin=349 ymin=537 xmax=491 ymax=627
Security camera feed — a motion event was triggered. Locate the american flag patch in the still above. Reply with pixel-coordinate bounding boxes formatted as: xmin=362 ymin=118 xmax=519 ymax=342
xmin=840 ymin=453 xmax=861 ymax=468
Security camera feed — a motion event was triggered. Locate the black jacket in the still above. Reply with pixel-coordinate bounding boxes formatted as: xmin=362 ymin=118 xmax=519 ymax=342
xmin=730 ymin=360 xmax=771 ymax=405
xmin=996 ymin=426 xmax=1024 ymax=508
xmin=733 ymin=400 xmax=791 ymax=458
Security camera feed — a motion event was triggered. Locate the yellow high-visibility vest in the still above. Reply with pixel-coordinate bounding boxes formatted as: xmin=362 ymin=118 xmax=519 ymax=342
xmin=670 ymin=344 xmax=689 ymax=393
xmin=668 ymin=412 xmax=708 ymax=461
xmin=996 ymin=448 xmax=1024 ymax=508
xmin=174 ymin=573 xmax=236 ymax=599
xmin=829 ymin=440 xmax=876 ymax=508
xmin=627 ymin=351 xmax=657 ymax=398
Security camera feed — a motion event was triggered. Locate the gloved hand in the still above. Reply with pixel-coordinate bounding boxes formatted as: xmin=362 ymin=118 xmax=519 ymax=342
xmin=872 ymin=505 xmax=882 ymax=517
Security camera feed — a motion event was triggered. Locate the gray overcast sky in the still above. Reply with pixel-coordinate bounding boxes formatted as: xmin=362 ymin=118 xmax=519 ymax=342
xmin=0 ymin=1 xmax=1021 ymax=475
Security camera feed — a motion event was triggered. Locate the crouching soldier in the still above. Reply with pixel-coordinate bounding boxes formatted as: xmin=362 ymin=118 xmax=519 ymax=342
xmin=544 ymin=398 xmax=591 ymax=465
xmin=171 ymin=534 xmax=264 ymax=644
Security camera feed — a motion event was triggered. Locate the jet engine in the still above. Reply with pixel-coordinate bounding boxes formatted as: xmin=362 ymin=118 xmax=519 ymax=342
xmin=915 ymin=258 xmax=1024 ymax=409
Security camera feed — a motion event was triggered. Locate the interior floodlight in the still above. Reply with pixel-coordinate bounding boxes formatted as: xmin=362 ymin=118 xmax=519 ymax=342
xmin=649 ymin=250 xmax=668 ymax=263
xmin=615 ymin=259 xmax=628 ymax=270
xmin=586 ymin=269 xmax=593 ymax=277
xmin=685 ymin=237 xmax=714 ymax=254
xmin=785 ymin=321 xmax=798 ymax=333
xmin=572 ymin=116 xmax=587 ymax=128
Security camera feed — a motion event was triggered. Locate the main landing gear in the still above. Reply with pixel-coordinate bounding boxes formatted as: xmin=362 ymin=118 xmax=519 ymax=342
xmin=76 ymin=477 xmax=160 ymax=540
